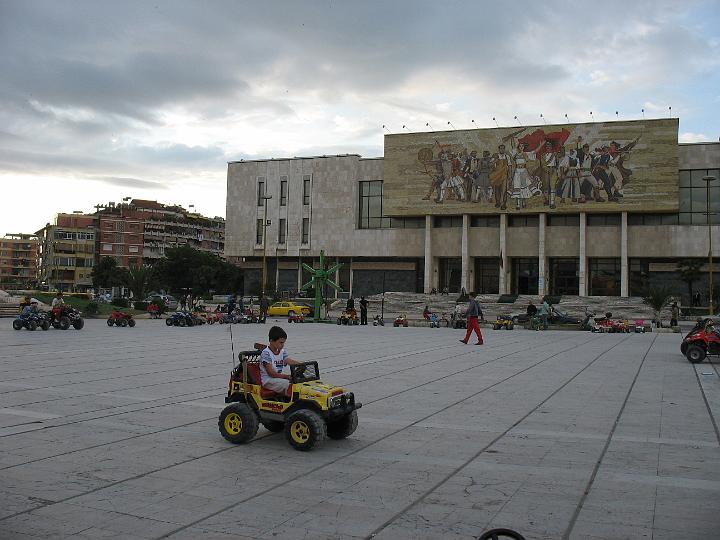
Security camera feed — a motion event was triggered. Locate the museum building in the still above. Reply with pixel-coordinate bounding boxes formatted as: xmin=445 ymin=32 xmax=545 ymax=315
xmin=225 ymin=119 xmax=719 ymax=301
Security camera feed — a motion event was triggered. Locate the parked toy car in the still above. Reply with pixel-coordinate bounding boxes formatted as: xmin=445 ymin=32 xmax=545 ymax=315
xmin=681 ymin=318 xmax=720 ymax=363
xmin=107 ymin=310 xmax=136 ymax=327
xmin=219 ymin=346 xmax=361 ymax=451
xmin=493 ymin=315 xmax=515 ymax=330
xmin=267 ymin=301 xmax=312 ymax=317
xmin=288 ymin=313 xmax=305 ymax=323
xmin=337 ymin=309 xmax=359 ymax=325
xmin=393 ymin=314 xmax=409 ymax=327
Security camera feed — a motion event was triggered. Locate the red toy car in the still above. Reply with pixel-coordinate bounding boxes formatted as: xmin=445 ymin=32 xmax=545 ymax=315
xmin=288 ymin=313 xmax=304 ymax=323
xmin=107 ymin=310 xmax=136 ymax=327
xmin=393 ymin=314 xmax=409 ymax=327
xmin=681 ymin=318 xmax=720 ymax=363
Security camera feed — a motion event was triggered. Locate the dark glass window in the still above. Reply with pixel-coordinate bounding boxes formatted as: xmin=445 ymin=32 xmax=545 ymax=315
xmin=547 ymin=214 xmax=580 ymax=226
xmin=280 ymin=177 xmax=288 ymax=206
xmin=433 ymin=216 xmax=463 ymax=228
xmin=589 ymin=258 xmax=621 ymax=296
xmin=470 ymin=216 xmax=500 ymax=227
xmin=301 ymin=218 xmax=310 ymax=244
xmin=359 ymin=181 xmax=390 ymax=228
xmin=278 ymin=219 xmax=286 ymax=244
xmin=549 ymin=258 xmax=579 ymax=295
xmin=474 ymin=258 xmax=500 ymax=293
xmin=628 ymin=213 xmax=680 ymax=225
xmin=508 ymin=215 xmax=539 ymax=227
xmin=257 ymin=178 xmax=266 ymax=207
xmin=256 ymin=219 xmax=263 ymax=244
xmin=678 ymin=169 xmax=720 ymax=224
xmin=587 ymin=214 xmax=621 ymax=226
xmin=303 ymin=175 xmax=311 ymax=205
xmin=389 ymin=217 xmax=425 ymax=228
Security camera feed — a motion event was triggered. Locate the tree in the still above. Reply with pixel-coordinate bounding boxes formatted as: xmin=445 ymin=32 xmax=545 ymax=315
xmin=122 ymin=265 xmax=151 ymax=301
xmin=91 ymin=256 xmax=124 ymax=289
xmin=643 ymin=286 xmax=674 ymax=328
xmin=677 ymin=260 xmax=704 ymax=303
xmin=152 ymin=246 xmax=241 ymax=295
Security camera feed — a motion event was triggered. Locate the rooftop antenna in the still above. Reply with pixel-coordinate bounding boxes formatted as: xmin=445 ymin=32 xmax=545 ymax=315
xmin=402 ymin=124 xmax=411 ymax=132
xmin=447 ymin=121 xmax=456 ymax=130
xmin=615 ymin=110 xmax=619 ymax=120
xmin=564 ymin=113 xmax=569 ymax=123
xmin=382 ymin=124 xmax=391 ymax=133
xmin=641 ymin=108 xmax=645 ymax=119
xmin=425 ymin=122 xmax=434 ymax=131
xmin=540 ymin=114 xmax=547 ymax=125
xmin=492 ymin=117 xmax=499 ymax=127
xmin=471 ymin=119 xmax=477 ymax=129
xmin=514 ymin=115 xmax=521 ymax=126
xmin=589 ymin=111 xmax=594 ymax=122
xmin=668 ymin=106 xmax=672 ymax=118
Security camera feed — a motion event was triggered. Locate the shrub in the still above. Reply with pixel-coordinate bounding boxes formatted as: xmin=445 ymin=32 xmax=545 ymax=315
xmin=133 ymin=300 xmax=148 ymax=311
xmin=150 ymin=299 xmax=167 ymax=313
xmin=85 ymin=301 xmax=99 ymax=315
xmin=112 ymin=298 xmax=129 ymax=308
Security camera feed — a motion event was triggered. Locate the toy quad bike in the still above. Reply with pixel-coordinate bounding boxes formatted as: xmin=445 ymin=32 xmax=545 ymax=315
xmin=13 ymin=310 xmax=50 ymax=331
xmin=49 ymin=305 xmax=84 ymax=330
xmin=681 ymin=318 xmax=720 ymax=364
xmin=107 ymin=310 xmax=135 ymax=327
xmin=288 ymin=313 xmax=304 ymax=323
xmin=337 ymin=309 xmax=359 ymax=325
xmin=219 ymin=345 xmax=362 ymax=451
xmin=493 ymin=314 xmax=514 ymax=330
xmin=393 ymin=314 xmax=409 ymax=327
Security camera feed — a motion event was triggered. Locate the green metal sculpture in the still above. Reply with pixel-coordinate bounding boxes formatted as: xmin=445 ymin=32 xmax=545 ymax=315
xmin=301 ymin=250 xmax=342 ymax=321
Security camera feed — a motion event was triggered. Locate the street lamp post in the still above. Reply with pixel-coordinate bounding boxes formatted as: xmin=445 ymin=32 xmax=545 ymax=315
xmin=703 ymin=175 xmax=717 ymax=315
xmin=261 ymin=194 xmax=273 ymax=296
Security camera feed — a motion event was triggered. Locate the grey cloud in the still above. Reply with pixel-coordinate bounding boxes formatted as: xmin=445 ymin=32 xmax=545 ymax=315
xmin=90 ymin=176 xmax=168 ymax=189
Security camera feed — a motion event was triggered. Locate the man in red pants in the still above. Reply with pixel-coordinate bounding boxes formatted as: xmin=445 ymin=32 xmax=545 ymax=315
xmin=460 ymin=293 xmax=484 ymax=345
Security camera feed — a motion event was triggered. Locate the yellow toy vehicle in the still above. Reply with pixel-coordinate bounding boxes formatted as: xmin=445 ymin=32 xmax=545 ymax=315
xmin=218 ymin=345 xmax=361 ymax=451
xmin=493 ymin=314 xmax=515 ymax=330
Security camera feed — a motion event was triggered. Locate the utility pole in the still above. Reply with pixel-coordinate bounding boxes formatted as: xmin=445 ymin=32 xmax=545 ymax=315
xmin=261 ymin=194 xmax=272 ymax=296
xmin=703 ymin=175 xmax=717 ymax=315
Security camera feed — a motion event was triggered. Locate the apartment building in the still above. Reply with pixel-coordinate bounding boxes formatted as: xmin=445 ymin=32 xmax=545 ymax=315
xmin=0 ymin=234 xmax=38 ymax=288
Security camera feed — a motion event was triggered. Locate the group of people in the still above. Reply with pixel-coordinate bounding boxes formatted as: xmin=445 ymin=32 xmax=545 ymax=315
xmin=345 ymin=296 xmax=369 ymax=325
xmin=421 ymin=133 xmax=639 ymax=210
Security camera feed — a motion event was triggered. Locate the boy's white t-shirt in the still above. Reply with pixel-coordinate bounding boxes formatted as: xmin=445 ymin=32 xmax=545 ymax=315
xmin=259 ymin=347 xmax=289 ymax=385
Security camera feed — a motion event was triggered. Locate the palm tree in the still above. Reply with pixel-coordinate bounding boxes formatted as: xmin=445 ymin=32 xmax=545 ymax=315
xmin=643 ymin=286 xmax=674 ymax=328
xmin=123 ymin=265 xmax=151 ymax=304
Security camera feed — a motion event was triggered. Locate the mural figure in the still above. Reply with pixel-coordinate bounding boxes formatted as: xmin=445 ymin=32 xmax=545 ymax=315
xmin=510 ymin=141 xmax=535 ymax=209
xmin=489 ymin=144 xmax=513 ymax=210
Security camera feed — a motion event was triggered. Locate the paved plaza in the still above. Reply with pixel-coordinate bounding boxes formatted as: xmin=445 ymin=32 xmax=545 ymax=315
xmin=0 ymin=319 xmax=719 ymax=540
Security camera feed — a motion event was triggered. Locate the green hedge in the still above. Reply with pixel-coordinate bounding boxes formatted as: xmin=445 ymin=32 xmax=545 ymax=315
xmin=111 ymin=298 xmax=129 ymax=308
xmin=133 ymin=301 xmax=149 ymax=311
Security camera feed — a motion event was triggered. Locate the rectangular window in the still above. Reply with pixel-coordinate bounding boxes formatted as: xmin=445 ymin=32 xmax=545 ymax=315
xmin=508 ymin=215 xmax=539 ymax=227
xmin=628 ymin=213 xmax=680 ymax=225
xmin=302 ymin=218 xmax=310 ymax=244
xmin=547 ymin=214 xmax=580 ymax=226
xmin=129 ymin=245 xmax=139 ymax=253
xmin=359 ymin=180 xmax=390 ymax=228
xmin=257 ymin=177 xmax=266 ymax=206
xmin=587 ymin=214 xmax=621 ymax=226
xmin=303 ymin=175 xmax=311 ymax=205
xmin=278 ymin=219 xmax=286 ymax=244
xmin=678 ymin=169 xmax=720 ymax=224
xmin=280 ymin=177 xmax=288 ymax=206
xmin=433 ymin=216 xmax=463 ymax=228
xmin=589 ymin=258 xmax=621 ymax=296
xmin=102 ymin=244 xmax=113 ymax=252
xmin=470 ymin=216 xmax=500 ymax=227
xmin=256 ymin=219 xmax=263 ymax=245
xmin=389 ymin=217 xmax=425 ymax=228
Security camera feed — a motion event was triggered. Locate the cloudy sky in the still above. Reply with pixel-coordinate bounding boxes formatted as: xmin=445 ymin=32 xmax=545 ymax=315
xmin=1 ymin=0 xmax=718 ymax=235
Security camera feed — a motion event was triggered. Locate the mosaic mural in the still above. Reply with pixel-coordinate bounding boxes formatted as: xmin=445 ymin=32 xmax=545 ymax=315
xmin=383 ymin=118 xmax=678 ymax=215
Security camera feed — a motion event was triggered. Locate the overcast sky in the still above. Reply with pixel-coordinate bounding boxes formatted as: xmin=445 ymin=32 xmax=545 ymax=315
xmin=1 ymin=0 xmax=719 ymax=235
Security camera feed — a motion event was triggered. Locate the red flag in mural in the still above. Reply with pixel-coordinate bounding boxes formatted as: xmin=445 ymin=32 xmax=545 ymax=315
xmin=518 ymin=128 xmax=571 ymax=153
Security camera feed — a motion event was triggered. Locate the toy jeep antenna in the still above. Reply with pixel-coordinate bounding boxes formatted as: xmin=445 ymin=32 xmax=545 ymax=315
xmin=218 ymin=343 xmax=361 ymax=451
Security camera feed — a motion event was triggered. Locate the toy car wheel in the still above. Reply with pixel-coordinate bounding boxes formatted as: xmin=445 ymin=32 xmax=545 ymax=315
xmin=72 ymin=318 xmax=84 ymax=330
xmin=262 ymin=420 xmax=285 ymax=433
xmin=28 ymin=320 xmax=37 ymax=331
xmin=285 ymin=409 xmax=326 ymax=451
xmin=218 ymin=403 xmax=259 ymax=444
xmin=680 ymin=342 xmax=688 ymax=355
xmin=128 ymin=319 xmax=135 ymax=328
xmin=178 ymin=318 xmax=186 ymax=327
xmin=165 ymin=318 xmax=173 ymax=326
xmin=508 ymin=323 xmax=514 ymax=330
xmin=493 ymin=324 xmax=500 ymax=330
xmin=119 ymin=319 xmax=128 ymax=327
xmin=107 ymin=318 xmax=114 ymax=327
xmin=12 ymin=319 xmax=23 ymax=330
xmin=478 ymin=528 xmax=527 ymax=540
xmin=41 ymin=321 xmax=50 ymax=331
xmin=686 ymin=345 xmax=706 ymax=364
xmin=59 ymin=317 xmax=71 ymax=330
xmin=327 ymin=410 xmax=358 ymax=440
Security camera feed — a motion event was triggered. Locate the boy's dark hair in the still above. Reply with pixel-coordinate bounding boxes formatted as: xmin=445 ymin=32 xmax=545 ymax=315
xmin=268 ymin=325 xmax=287 ymax=342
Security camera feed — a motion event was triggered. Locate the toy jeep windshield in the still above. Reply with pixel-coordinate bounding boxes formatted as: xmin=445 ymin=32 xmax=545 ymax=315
xmin=218 ymin=347 xmax=361 ymax=451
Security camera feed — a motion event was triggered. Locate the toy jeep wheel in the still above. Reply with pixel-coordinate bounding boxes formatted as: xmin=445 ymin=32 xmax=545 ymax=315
xmin=218 ymin=403 xmax=259 ymax=444
xmin=262 ymin=420 xmax=284 ymax=433
xmin=327 ymin=410 xmax=358 ymax=440
xmin=686 ymin=344 xmax=706 ymax=364
xmin=508 ymin=323 xmax=514 ymax=330
xmin=285 ymin=409 xmax=326 ymax=451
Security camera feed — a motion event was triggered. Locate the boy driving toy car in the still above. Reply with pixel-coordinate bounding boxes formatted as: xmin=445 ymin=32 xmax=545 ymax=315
xmin=259 ymin=326 xmax=302 ymax=394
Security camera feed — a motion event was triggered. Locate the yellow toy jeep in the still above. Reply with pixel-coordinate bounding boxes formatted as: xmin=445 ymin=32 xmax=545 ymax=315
xmin=218 ymin=345 xmax=361 ymax=451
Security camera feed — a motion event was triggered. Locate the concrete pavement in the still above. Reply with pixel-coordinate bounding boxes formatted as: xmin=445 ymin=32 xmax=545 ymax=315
xmin=0 ymin=319 xmax=718 ymax=539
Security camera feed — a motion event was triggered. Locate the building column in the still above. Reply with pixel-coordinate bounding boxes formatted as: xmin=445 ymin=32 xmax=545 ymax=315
xmin=499 ymin=213 xmax=508 ymax=294
xmin=461 ymin=214 xmax=469 ymax=292
xmin=297 ymin=257 xmax=302 ymax=292
xmin=579 ymin=213 xmax=587 ymax=296
xmin=621 ymin=211 xmax=628 ymax=297
xmin=349 ymin=259 xmax=353 ymax=297
xmin=335 ymin=257 xmax=340 ymax=298
xmin=538 ymin=213 xmax=546 ymax=295
xmin=424 ymin=215 xmax=432 ymax=293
